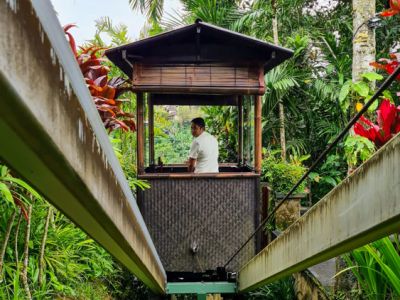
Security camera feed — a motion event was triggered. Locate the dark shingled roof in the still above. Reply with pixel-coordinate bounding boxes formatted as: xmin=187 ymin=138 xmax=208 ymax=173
xmin=105 ymin=20 xmax=293 ymax=77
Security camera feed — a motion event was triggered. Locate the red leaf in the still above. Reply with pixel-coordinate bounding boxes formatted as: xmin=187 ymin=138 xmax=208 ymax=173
xmin=380 ymin=0 xmax=400 ymax=17
xmin=369 ymin=62 xmax=387 ymax=71
xmin=354 ymin=116 xmax=379 ymax=144
xmin=99 ymin=86 xmax=116 ymax=99
xmin=380 ymin=8 xmax=400 ymax=17
xmin=96 ymin=105 xmax=116 ymax=116
xmin=370 ymin=57 xmax=400 ymax=80
xmin=110 ymin=119 xmax=130 ymax=131
xmin=13 ymin=197 xmax=28 ymax=221
xmin=63 ymin=24 xmax=135 ymax=133
xmin=108 ymin=77 xmax=126 ymax=88
xmin=122 ymin=119 xmax=137 ymax=132
xmin=64 ymin=32 xmax=77 ymax=56
xmin=94 ymin=97 xmax=116 ymax=106
xmin=63 ymin=24 xmax=78 ymax=56
xmin=377 ymin=99 xmax=396 ymax=141
xmin=94 ymin=75 xmax=108 ymax=87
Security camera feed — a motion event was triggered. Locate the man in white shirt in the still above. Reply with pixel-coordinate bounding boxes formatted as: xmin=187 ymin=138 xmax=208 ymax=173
xmin=187 ymin=118 xmax=219 ymax=173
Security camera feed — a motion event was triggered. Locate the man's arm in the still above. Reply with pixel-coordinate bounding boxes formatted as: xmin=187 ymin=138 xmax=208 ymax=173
xmin=187 ymin=158 xmax=196 ymax=172
xmin=188 ymin=140 xmax=199 ymax=172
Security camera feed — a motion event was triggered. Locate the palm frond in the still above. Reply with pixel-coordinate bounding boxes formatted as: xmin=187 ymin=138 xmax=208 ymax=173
xmin=129 ymin=0 xmax=164 ymax=22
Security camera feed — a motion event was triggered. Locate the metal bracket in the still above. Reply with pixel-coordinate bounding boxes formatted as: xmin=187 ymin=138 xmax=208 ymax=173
xmin=121 ymin=49 xmax=134 ymax=70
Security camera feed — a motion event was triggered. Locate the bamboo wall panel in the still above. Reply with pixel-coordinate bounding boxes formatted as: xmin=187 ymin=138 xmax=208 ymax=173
xmin=132 ymin=63 xmax=265 ymax=94
xmin=137 ymin=177 xmax=260 ymax=272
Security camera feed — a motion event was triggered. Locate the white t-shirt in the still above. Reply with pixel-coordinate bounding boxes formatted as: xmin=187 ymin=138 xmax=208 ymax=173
xmin=188 ymin=131 xmax=219 ymax=173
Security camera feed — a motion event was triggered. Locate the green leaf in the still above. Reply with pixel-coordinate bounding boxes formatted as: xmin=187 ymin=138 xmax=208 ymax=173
xmin=382 ymin=90 xmax=393 ymax=101
xmin=338 ymin=73 xmax=344 ymax=86
xmin=362 ymin=72 xmax=384 ymax=82
xmin=353 ymin=81 xmax=370 ymax=98
xmin=0 ymin=182 xmax=14 ymax=206
xmin=365 ymin=244 xmax=400 ymax=295
xmin=367 ymin=97 xmax=379 ymax=112
xmin=308 ymin=172 xmax=320 ymax=182
xmin=339 ymin=80 xmax=352 ymax=103
xmin=322 ymin=176 xmax=337 ymax=187
xmin=1 ymin=177 xmax=42 ymax=201
xmin=0 ymin=166 xmax=7 ymax=177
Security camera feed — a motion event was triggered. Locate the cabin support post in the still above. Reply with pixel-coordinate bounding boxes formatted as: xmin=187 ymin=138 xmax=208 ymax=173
xmin=254 ymin=95 xmax=262 ymax=173
xmin=238 ymin=96 xmax=243 ymax=165
xmin=148 ymin=94 xmax=155 ymax=166
xmin=137 ymin=92 xmax=145 ymax=174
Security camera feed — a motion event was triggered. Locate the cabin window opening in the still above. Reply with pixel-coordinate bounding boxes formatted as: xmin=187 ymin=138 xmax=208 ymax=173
xmin=143 ymin=98 xmax=255 ymax=174
xmin=153 ymin=104 xmax=203 ymax=165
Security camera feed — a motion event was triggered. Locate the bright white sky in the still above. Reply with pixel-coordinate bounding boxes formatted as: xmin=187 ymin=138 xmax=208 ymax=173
xmin=50 ymin=0 xmax=183 ymax=45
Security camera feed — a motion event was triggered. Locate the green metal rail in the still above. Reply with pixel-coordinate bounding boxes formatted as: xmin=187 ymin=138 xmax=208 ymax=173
xmin=167 ymin=282 xmax=237 ymax=300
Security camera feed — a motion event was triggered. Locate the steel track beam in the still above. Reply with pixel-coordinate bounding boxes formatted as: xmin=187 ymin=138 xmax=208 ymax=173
xmin=239 ymin=133 xmax=400 ymax=291
xmin=0 ymin=0 xmax=166 ymax=293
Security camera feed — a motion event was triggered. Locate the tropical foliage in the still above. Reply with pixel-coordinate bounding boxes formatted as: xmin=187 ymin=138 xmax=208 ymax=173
xmin=247 ymin=276 xmax=296 ymax=300
xmin=64 ymin=24 xmax=136 ymax=133
xmin=1 ymin=19 xmax=149 ymax=300
xmin=2 ymin=0 xmax=400 ymax=298
xmin=261 ymin=150 xmax=308 ymax=195
xmin=0 ymin=163 xmax=150 ymax=299
xmin=339 ymin=236 xmax=400 ymax=300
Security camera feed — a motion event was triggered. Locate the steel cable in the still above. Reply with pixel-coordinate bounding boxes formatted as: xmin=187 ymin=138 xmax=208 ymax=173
xmin=223 ymin=64 xmax=400 ymax=269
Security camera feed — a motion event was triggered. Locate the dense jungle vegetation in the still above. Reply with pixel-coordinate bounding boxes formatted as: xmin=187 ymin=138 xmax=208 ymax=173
xmin=1 ymin=0 xmax=400 ymax=299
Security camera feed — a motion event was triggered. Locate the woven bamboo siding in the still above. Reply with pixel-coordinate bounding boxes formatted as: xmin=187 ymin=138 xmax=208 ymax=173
xmin=132 ymin=63 xmax=265 ymax=94
xmin=137 ymin=177 xmax=259 ymax=272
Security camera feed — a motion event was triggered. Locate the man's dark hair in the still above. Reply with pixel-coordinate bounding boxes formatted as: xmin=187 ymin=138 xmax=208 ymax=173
xmin=191 ymin=117 xmax=205 ymax=129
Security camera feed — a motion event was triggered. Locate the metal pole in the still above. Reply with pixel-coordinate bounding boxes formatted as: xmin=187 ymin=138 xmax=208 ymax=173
xmin=238 ymin=96 xmax=243 ymax=165
xmin=137 ymin=92 xmax=145 ymax=174
xmin=254 ymin=95 xmax=262 ymax=173
xmin=149 ymin=94 xmax=155 ymax=166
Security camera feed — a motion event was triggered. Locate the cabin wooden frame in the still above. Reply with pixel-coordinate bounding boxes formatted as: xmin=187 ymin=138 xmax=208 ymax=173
xmin=106 ymin=20 xmax=293 ymax=277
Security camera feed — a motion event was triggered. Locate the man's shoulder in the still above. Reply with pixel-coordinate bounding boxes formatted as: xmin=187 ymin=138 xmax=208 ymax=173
xmin=206 ymin=132 xmax=218 ymax=142
xmin=197 ymin=132 xmax=217 ymax=147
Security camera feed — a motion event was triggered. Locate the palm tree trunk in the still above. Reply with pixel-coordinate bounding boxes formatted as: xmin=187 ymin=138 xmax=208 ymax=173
xmin=38 ymin=206 xmax=52 ymax=287
xmin=272 ymin=0 xmax=286 ymax=161
xmin=21 ymin=205 xmax=32 ymax=300
xmin=352 ymin=0 xmax=376 ymax=82
xmin=0 ymin=210 xmax=16 ymax=280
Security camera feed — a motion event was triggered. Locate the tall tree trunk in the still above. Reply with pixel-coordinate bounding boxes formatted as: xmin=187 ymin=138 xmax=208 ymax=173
xmin=0 ymin=210 xmax=16 ymax=280
xmin=21 ymin=206 xmax=32 ymax=300
xmin=38 ymin=206 xmax=52 ymax=287
xmin=272 ymin=0 xmax=287 ymax=161
xmin=352 ymin=0 xmax=376 ymax=82
xmin=14 ymin=210 xmax=22 ymax=268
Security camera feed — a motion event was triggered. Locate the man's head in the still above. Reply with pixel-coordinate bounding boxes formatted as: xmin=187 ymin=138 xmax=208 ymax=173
xmin=191 ymin=117 xmax=205 ymax=137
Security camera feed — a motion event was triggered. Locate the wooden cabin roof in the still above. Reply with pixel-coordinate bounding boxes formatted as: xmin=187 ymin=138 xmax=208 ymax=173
xmin=105 ymin=20 xmax=293 ymax=77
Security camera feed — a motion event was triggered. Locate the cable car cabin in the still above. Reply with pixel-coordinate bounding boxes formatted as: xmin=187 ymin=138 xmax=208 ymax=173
xmin=106 ymin=20 xmax=293 ymax=281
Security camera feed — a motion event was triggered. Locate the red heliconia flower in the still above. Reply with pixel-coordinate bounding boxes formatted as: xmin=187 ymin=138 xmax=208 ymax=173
xmin=377 ymin=99 xmax=397 ymax=141
xmin=370 ymin=53 xmax=400 ymax=80
xmin=354 ymin=99 xmax=400 ymax=147
xmin=395 ymin=105 xmax=400 ymax=133
xmin=380 ymin=0 xmax=400 ymax=17
xmin=354 ymin=116 xmax=380 ymax=145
